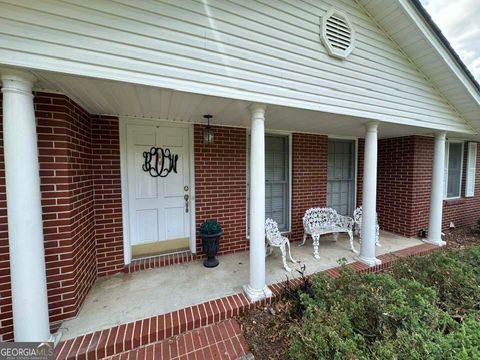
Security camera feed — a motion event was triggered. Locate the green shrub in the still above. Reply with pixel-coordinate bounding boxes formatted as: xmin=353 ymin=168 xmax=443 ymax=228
xmin=199 ymin=219 xmax=223 ymax=235
xmin=289 ymin=248 xmax=480 ymax=359
xmin=391 ymin=247 xmax=480 ymax=314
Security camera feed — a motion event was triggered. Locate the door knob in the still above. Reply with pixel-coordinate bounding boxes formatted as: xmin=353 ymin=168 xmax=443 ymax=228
xmin=184 ymin=194 xmax=189 ymax=213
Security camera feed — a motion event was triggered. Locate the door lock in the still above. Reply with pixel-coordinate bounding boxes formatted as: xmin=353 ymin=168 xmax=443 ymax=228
xmin=184 ymin=194 xmax=189 ymax=213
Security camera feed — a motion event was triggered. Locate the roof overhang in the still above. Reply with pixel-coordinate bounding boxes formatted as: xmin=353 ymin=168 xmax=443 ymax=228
xmin=30 ymin=69 xmax=457 ymax=139
xmin=406 ymin=0 xmax=480 ymax=101
xmin=357 ymin=0 xmax=480 ymax=138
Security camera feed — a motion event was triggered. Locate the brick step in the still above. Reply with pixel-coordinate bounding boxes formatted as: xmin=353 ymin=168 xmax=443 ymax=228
xmin=105 ymin=318 xmax=249 ymax=360
xmin=54 ymin=287 xmax=280 ymax=360
xmin=54 ymin=243 xmax=440 ymax=360
xmin=124 ymin=251 xmax=200 ymax=274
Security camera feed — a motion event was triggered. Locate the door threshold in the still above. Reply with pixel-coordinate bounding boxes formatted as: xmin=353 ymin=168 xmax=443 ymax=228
xmin=132 ymin=238 xmax=189 ymax=259
xmin=126 ymin=248 xmax=196 ymax=273
xmin=131 ymin=247 xmax=191 ymax=261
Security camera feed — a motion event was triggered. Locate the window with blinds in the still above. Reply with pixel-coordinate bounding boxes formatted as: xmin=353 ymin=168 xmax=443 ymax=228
xmin=265 ymin=135 xmax=289 ymax=230
xmin=444 ymin=141 xmax=464 ymax=199
xmin=247 ymin=134 xmax=290 ymax=232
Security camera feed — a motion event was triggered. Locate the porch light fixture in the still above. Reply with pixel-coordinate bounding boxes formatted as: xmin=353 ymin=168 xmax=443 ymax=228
xmin=203 ymin=114 xmax=214 ymax=145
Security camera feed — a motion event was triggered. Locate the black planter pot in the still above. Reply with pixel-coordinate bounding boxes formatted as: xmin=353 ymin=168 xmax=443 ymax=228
xmin=201 ymin=231 xmax=222 ymax=268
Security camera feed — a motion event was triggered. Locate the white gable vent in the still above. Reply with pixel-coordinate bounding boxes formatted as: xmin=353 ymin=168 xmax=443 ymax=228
xmin=320 ymin=9 xmax=356 ymax=59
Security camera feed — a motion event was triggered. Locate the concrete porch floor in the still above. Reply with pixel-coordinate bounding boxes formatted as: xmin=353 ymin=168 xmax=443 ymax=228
xmin=59 ymin=231 xmax=423 ymax=340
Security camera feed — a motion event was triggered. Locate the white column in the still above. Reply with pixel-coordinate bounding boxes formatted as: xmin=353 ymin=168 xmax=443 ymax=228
xmin=1 ymin=69 xmax=51 ymax=341
xmin=357 ymin=122 xmax=381 ymax=266
xmin=425 ymin=132 xmax=447 ymax=246
xmin=243 ymin=103 xmax=272 ymax=302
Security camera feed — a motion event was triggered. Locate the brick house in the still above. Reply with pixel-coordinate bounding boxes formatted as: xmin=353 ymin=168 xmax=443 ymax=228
xmin=0 ymin=0 xmax=479 ymax=353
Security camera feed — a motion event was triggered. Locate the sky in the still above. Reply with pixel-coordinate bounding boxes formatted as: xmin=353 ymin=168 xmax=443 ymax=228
xmin=420 ymin=0 xmax=480 ymax=82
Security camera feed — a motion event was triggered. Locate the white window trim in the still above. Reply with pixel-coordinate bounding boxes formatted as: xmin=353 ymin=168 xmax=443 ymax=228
xmin=246 ymin=131 xmax=292 ymax=237
xmin=465 ymin=142 xmax=477 ymax=197
xmin=444 ymin=140 xmax=464 ymax=200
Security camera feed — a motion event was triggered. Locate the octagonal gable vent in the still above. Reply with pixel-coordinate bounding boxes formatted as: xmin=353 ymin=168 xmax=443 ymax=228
xmin=321 ymin=9 xmax=356 ymax=59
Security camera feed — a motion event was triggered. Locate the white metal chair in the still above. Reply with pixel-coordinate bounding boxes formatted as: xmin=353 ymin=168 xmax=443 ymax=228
xmin=265 ymin=218 xmax=298 ymax=272
xmin=301 ymin=208 xmax=357 ymax=259
xmin=353 ymin=206 xmax=381 ymax=247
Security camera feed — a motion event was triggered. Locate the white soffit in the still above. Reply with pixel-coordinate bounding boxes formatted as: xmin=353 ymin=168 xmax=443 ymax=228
xmin=357 ymin=0 xmax=480 ymax=132
xmin=32 ymin=69 xmax=476 ymax=140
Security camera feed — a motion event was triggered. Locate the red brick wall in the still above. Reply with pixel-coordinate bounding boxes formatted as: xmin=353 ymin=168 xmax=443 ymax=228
xmin=65 ymin=97 xmax=96 ymax=318
xmin=409 ymin=137 xmax=435 ymax=235
xmin=291 ymin=133 xmax=328 ymax=242
xmin=37 ymin=94 xmax=97 ymax=326
xmin=377 ymin=135 xmax=480 ymax=237
xmin=194 ymin=125 xmax=248 ymax=254
xmin=377 ymin=136 xmax=418 ymax=236
xmin=0 ymin=93 xmax=99 ymax=341
xmin=1 ymin=100 xmax=479 ymax=342
xmin=0 ymin=94 xmax=124 ymax=341
xmin=193 ymin=128 xmax=329 ymax=249
xmin=91 ymin=116 xmax=124 ymax=276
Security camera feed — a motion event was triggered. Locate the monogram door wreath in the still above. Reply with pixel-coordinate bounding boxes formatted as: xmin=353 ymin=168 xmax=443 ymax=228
xmin=142 ymin=147 xmax=178 ymax=178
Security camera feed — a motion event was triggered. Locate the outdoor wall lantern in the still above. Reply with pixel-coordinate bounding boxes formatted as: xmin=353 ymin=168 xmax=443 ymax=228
xmin=203 ymin=114 xmax=214 ymax=145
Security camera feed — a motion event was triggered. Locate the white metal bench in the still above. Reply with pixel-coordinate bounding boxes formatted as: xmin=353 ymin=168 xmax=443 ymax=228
xmin=265 ymin=218 xmax=298 ymax=272
xmin=301 ymin=207 xmax=357 ymax=259
xmin=353 ymin=206 xmax=381 ymax=247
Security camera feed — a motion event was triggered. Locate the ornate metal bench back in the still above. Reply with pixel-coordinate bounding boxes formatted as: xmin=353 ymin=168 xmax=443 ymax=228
xmin=303 ymin=207 xmax=341 ymax=232
xmin=353 ymin=206 xmax=379 ymax=225
xmin=265 ymin=218 xmax=283 ymax=246
xmin=353 ymin=206 xmax=380 ymax=246
xmin=353 ymin=206 xmax=363 ymax=224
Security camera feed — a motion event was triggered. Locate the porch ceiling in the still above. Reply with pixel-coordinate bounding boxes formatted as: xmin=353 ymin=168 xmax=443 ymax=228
xmin=34 ymin=70 xmax=475 ymax=140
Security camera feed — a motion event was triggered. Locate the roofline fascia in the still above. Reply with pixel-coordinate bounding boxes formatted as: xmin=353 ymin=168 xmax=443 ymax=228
xmin=402 ymin=0 xmax=480 ymax=105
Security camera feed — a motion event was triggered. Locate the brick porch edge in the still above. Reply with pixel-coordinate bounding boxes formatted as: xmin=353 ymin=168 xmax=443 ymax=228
xmin=107 ymin=318 xmax=249 ymax=360
xmin=55 ymin=243 xmax=441 ymax=360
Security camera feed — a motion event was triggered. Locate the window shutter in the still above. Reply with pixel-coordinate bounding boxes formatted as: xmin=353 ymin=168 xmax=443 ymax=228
xmin=466 ymin=142 xmax=477 ymax=197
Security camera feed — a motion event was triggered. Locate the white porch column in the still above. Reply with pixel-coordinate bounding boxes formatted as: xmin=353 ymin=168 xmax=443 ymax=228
xmin=357 ymin=122 xmax=381 ymax=266
xmin=426 ymin=132 xmax=447 ymax=246
xmin=1 ymin=70 xmax=51 ymax=341
xmin=243 ymin=103 xmax=272 ymax=302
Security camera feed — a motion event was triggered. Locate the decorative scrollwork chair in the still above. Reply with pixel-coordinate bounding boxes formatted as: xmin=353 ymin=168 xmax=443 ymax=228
xmin=265 ymin=218 xmax=298 ymax=272
xmin=301 ymin=208 xmax=357 ymax=259
xmin=353 ymin=206 xmax=381 ymax=247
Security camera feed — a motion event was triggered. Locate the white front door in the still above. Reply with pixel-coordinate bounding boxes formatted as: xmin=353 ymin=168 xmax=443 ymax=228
xmin=126 ymin=123 xmax=191 ymax=250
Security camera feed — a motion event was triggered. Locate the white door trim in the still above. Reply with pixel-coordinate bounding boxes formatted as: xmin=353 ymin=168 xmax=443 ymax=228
xmin=119 ymin=117 xmax=196 ymax=265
